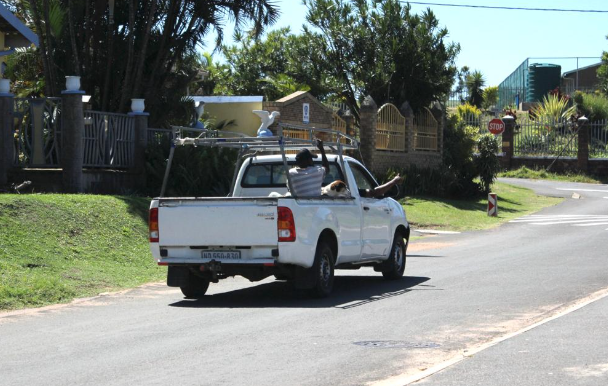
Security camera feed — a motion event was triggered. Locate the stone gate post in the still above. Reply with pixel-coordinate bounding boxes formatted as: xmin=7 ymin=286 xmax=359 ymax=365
xmin=577 ymin=117 xmax=590 ymax=172
xmin=359 ymin=96 xmax=377 ymax=171
xmin=129 ymin=106 xmax=149 ymax=190
xmin=399 ymin=101 xmax=414 ymax=153
xmin=61 ymin=78 xmax=85 ymax=193
xmin=501 ymin=115 xmax=515 ymax=169
xmin=0 ymin=82 xmax=14 ymax=186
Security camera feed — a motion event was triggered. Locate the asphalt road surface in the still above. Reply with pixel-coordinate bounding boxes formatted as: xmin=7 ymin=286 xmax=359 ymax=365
xmin=1 ymin=178 xmax=607 ymax=386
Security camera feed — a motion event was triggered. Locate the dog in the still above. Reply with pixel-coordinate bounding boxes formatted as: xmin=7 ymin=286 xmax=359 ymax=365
xmin=322 ymin=180 xmax=350 ymax=197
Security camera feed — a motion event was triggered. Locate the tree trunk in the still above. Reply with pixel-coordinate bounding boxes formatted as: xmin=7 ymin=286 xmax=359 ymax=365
xmin=67 ymin=0 xmax=81 ymax=76
xmin=118 ymin=0 xmax=137 ymax=112
xmin=131 ymin=0 xmax=158 ymax=99
xmin=42 ymin=0 xmax=57 ymax=95
xmin=143 ymin=0 xmax=180 ymax=99
xmin=27 ymin=0 xmax=53 ymax=96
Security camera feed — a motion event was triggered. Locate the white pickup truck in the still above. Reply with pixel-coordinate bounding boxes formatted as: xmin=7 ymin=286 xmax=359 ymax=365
xmin=149 ymin=129 xmax=410 ymax=298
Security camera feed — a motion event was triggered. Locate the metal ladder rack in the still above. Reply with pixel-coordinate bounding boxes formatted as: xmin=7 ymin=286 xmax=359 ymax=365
xmin=160 ymin=124 xmax=360 ymax=197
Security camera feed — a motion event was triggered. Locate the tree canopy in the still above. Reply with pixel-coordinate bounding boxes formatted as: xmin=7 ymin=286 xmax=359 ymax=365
xmin=302 ymin=0 xmax=460 ymax=120
xmin=1 ymin=0 xmax=278 ymax=123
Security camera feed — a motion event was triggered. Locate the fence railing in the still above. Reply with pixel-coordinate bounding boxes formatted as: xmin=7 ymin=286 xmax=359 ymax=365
xmin=413 ymin=107 xmax=439 ymax=151
xmin=148 ymin=128 xmax=173 ymax=146
xmin=83 ymin=111 xmax=135 ymax=168
xmin=13 ymin=97 xmax=62 ymax=167
xmin=514 ymin=119 xmax=579 ymax=158
xmin=376 ymin=103 xmax=407 ymax=151
xmin=589 ymin=119 xmax=608 ymax=159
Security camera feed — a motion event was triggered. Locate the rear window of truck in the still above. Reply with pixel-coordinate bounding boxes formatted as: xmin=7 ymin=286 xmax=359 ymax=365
xmin=241 ymin=162 xmax=344 ymax=188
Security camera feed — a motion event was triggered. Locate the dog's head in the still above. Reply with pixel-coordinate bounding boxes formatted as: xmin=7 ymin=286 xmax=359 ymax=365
xmin=329 ymin=180 xmax=347 ymax=193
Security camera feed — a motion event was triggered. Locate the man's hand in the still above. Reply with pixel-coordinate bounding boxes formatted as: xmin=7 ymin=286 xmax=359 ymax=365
xmin=392 ymin=174 xmax=404 ymax=185
xmin=316 ymin=139 xmax=324 ymax=151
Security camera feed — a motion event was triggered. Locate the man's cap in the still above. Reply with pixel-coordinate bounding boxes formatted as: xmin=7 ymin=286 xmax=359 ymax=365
xmin=295 ymin=148 xmax=318 ymax=161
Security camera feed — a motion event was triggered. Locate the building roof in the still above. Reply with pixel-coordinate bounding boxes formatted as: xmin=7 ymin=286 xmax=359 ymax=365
xmin=190 ymin=96 xmax=263 ymax=104
xmin=0 ymin=4 xmax=39 ymax=48
xmin=562 ymin=62 xmax=602 ymax=77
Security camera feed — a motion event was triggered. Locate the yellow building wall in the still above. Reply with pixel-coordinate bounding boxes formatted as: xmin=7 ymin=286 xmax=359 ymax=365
xmin=204 ymin=101 xmax=263 ymax=137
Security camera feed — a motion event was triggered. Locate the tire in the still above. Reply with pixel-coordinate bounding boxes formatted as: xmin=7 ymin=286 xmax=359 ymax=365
xmin=311 ymin=241 xmax=335 ymax=298
xmin=180 ymin=272 xmax=210 ymax=299
xmin=382 ymin=234 xmax=407 ymax=280
xmin=274 ymin=274 xmax=290 ymax=281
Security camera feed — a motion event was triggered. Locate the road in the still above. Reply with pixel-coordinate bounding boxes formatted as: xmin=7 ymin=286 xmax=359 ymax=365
xmin=1 ymin=178 xmax=607 ymax=386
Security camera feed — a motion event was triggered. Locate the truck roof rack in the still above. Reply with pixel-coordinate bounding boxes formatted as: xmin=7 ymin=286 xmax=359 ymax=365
xmin=161 ymin=124 xmax=359 ymax=197
xmin=169 ymin=123 xmax=359 ymax=151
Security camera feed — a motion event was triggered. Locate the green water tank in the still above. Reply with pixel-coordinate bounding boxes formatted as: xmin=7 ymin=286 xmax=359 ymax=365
xmin=526 ymin=63 xmax=561 ymax=102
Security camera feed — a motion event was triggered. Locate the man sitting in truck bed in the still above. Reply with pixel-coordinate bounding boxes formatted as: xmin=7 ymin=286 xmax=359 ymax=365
xmin=288 ymin=139 xmax=330 ymax=197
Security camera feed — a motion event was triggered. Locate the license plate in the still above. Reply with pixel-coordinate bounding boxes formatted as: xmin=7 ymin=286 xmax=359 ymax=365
xmin=202 ymin=250 xmax=241 ymax=260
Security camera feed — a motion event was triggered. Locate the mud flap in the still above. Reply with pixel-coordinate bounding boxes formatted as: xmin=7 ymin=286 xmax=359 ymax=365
xmin=167 ymin=266 xmax=190 ymax=287
xmin=293 ymin=265 xmax=315 ymax=289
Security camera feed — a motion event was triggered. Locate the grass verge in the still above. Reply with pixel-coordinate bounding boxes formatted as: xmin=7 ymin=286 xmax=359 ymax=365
xmin=402 ymin=181 xmax=563 ymax=232
xmin=499 ymin=166 xmax=607 ymax=184
xmin=1 ymin=182 xmax=563 ymax=310
xmin=0 ymin=194 xmax=163 ymax=311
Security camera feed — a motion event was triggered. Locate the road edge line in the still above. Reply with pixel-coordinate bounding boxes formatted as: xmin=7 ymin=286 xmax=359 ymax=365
xmin=372 ymin=285 xmax=608 ymax=386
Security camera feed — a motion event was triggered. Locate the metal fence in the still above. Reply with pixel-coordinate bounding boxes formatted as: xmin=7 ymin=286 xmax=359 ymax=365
xmin=376 ymin=103 xmax=407 ymax=151
xmin=83 ymin=111 xmax=135 ymax=168
xmin=590 ymin=119 xmax=608 ymax=159
xmin=413 ymin=107 xmax=439 ymax=151
xmin=13 ymin=97 xmax=62 ymax=167
xmin=514 ymin=118 xmax=579 ymax=158
xmin=460 ymin=113 xmax=503 ymax=149
xmin=148 ymin=128 xmax=173 ymax=146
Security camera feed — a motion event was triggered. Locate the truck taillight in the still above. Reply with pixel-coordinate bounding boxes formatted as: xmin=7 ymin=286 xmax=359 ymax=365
xmin=149 ymin=207 xmax=159 ymax=242
xmin=277 ymin=207 xmax=296 ymax=242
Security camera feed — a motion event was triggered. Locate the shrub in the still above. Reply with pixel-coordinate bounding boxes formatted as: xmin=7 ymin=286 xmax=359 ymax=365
xmin=528 ymin=93 xmax=576 ymax=124
xmin=441 ymin=120 xmax=481 ymax=197
xmin=145 ymin=134 xmax=238 ymax=197
xmin=572 ymin=91 xmax=608 ymax=121
xmin=482 ymin=86 xmax=499 ymax=110
xmin=475 ymin=134 xmax=500 ymax=193
xmin=456 ymin=102 xmax=481 ymax=118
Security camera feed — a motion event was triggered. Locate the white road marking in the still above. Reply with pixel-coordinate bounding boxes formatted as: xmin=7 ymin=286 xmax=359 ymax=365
xmin=374 ymin=286 xmax=608 ymax=386
xmin=509 ymin=215 xmax=608 ymax=229
xmin=556 ymin=188 xmax=608 ymax=193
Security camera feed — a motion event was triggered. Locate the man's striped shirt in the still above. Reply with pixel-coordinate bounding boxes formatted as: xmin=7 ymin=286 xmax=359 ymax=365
xmin=288 ymin=166 xmax=326 ymax=196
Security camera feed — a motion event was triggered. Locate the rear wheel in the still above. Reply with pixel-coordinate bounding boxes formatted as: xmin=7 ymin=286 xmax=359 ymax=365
xmin=311 ymin=242 xmax=335 ymax=298
xmin=180 ymin=273 xmax=210 ymax=299
xmin=382 ymin=234 xmax=406 ymax=280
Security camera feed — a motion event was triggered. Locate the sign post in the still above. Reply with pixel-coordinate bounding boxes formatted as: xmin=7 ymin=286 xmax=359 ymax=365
xmin=488 ymin=193 xmax=497 ymax=217
xmin=488 ymin=118 xmax=505 ymax=136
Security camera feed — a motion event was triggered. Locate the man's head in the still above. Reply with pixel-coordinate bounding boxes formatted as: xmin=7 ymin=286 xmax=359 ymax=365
xmin=295 ymin=148 xmax=318 ymax=168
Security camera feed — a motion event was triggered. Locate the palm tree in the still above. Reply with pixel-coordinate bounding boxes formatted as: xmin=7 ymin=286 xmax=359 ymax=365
xmin=466 ymin=70 xmax=485 ymax=108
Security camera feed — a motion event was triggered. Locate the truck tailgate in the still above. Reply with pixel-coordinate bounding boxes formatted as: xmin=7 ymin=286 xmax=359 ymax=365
xmin=158 ymin=198 xmax=278 ymax=247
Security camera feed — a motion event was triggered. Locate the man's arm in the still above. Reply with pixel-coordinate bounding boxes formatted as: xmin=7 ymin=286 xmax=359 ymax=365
xmin=316 ymin=139 xmax=330 ymax=174
xmin=365 ymin=175 xmax=404 ymax=198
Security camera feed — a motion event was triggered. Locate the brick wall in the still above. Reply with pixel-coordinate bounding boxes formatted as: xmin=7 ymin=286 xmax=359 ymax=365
xmin=370 ymin=150 xmax=442 ymax=175
xmin=507 ymin=156 xmax=608 ymax=176
xmin=263 ymin=92 xmax=333 ymax=133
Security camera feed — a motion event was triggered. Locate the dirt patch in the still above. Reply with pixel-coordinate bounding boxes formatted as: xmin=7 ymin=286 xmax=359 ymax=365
xmin=408 ymin=242 xmax=456 ymax=252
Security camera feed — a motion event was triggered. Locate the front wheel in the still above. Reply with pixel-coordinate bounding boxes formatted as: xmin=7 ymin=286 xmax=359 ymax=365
xmin=311 ymin=242 xmax=335 ymax=298
xmin=382 ymin=234 xmax=407 ymax=280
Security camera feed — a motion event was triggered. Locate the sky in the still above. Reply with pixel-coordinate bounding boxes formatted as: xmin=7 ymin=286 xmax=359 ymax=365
xmin=203 ymin=0 xmax=608 ymax=87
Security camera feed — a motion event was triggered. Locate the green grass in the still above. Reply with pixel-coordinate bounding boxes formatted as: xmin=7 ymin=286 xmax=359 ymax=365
xmin=499 ymin=166 xmax=607 ymax=184
xmin=0 ymin=182 xmax=565 ymax=310
xmin=402 ymin=182 xmax=563 ymax=232
xmin=0 ymin=194 xmax=163 ymax=311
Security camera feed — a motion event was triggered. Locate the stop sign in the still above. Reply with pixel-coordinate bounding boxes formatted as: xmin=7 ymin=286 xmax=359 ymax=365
xmin=488 ymin=118 xmax=505 ymax=135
